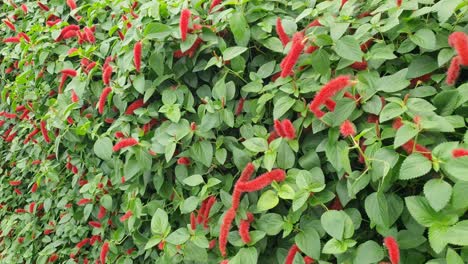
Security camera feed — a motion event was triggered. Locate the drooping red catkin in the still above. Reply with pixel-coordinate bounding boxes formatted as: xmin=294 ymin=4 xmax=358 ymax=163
xmin=324 ymin=99 xmax=336 ymax=111
xmin=235 ymin=98 xmax=245 ymax=116
xmin=238 ymin=212 xmax=254 ymax=243
xmin=89 ymin=221 xmax=102 ymax=228
xmin=280 ymin=32 xmax=305 ymax=77
xmin=67 ymin=0 xmax=77 ymax=10
xmin=84 ymin=27 xmax=95 ymax=43
xmin=77 ymin=198 xmax=92 ymax=205
xmin=71 ymin=89 xmax=79 ymax=103
xmin=31 ymin=183 xmax=38 ymax=193
xmin=29 ymin=202 xmax=36 ymax=213
xmin=285 ymin=244 xmax=300 ymax=264
xmin=102 ymin=65 xmax=113 ymax=85
xmin=180 ymin=9 xmax=191 ymax=41
xmin=309 ymin=76 xmax=353 ymax=118
xmin=113 ymin=138 xmax=139 ymax=152
xmin=276 ymin=18 xmax=290 ymax=46
xmin=120 ymin=210 xmax=133 ymax=222
xmin=448 ymin=32 xmax=468 ymax=66
xmin=40 ymin=120 xmax=50 ymax=143
xmin=340 ymin=120 xmax=356 ymax=137
xmin=202 ymin=196 xmax=216 ymax=227
xmin=452 ymin=148 xmax=468 ymax=158
xmin=236 ymin=169 xmax=286 ymax=192
xmin=197 ymin=199 xmax=208 ymax=224
xmin=281 ymin=119 xmax=295 ymax=139
xmin=446 ymin=56 xmax=461 ymax=86
xmin=219 ymin=207 xmax=236 ymax=257
xmin=76 ymin=238 xmax=90 ymax=248
xmin=98 ymin=206 xmax=106 ymax=219
xmin=125 ymin=99 xmax=145 ymax=115
xmin=9 ymin=180 xmax=22 ymax=186
xmin=396 ymin=0 xmax=402 ymax=7
xmin=2 ymin=19 xmax=16 ymax=31
xmin=274 ymin=119 xmax=286 ymax=137
xmin=21 ymin=4 xmax=28 ymax=13
xmin=303 ymin=256 xmax=315 ymax=264
xmin=98 ymin=87 xmax=112 ymax=114
xmin=177 ymin=157 xmax=191 ymax=165
xmin=384 ymin=236 xmax=400 ymax=264
xmin=351 ymin=60 xmax=368 ymax=70
xmin=48 ymin=253 xmax=58 ymax=263
xmin=190 ymin=212 xmax=197 ymax=230
xmin=209 ymin=0 xmax=222 ymax=12
xmin=62 ymin=69 xmax=77 ymax=77
xmin=3 ymin=37 xmax=20 ymax=43
xmin=38 ymin=1 xmax=50 ymax=11
xmin=134 ymin=41 xmax=142 ymax=72
xmin=100 ymin=242 xmax=110 ymax=264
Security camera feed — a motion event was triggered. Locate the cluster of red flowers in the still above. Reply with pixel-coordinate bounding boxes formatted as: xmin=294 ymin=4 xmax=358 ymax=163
xmin=447 ymin=32 xmax=468 ymax=85
xmin=219 ymin=163 xmax=286 ymax=257
xmin=392 ymin=117 xmax=432 ymax=160
xmin=285 ymin=244 xmax=315 ymax=264
xmin=383 ymin=236 xmax=400 ymax=264
xmin=273 ymin=119 xmax=296 ymax=139
xmin=309 ymin=76 xmax=354 ymax=118
xmin=112 ymin=138 xmax=139 ymax=152
xmin=340 ymin=120 xmax=356 ymax=137
xmin=134 ymin=41 xmax=142 ymax=72
xmin=191 ymin=196 xmax=216 ymax=230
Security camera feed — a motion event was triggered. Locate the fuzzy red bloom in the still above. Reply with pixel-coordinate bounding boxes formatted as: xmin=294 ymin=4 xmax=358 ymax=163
xmin=452 ymin=148 xmax=468 ymax=158
xmin=384 ymin=236 xmax=400 ymax=264
xmin=177 ymin=157 xmax=191 ymax=165
xmin=276 ymin=18 xmax=290 ymax=46
xmin=351 ymin=60 xmax=368 ymax=70
xmin=360 ymin=39 xmax=374 ymax=52
xmin=180 ymin=9 xmax=191 ymax=41
xmin=3 ymin=37 xmax=20 ymax=43
xmin=18 ymin=32 xmax=30 ymax=42
xmin=100 ymin=242 xmax=109 ymax=264
xmin=29 ymin=202 xmax=36 ymax=213
xmin=309 ymin=76 xmax=352 ymax=118
xmin=85 ymin=62 xmax=97 ymax=73
xmin=305 ymin=45 xmax=318 ymax=54
xmin=396 ymin=0 xmax=402 ymax=7
xmin=280 ymin=32 xmax=305 ymax=77
xmin=113 ymin=138 xmax=139 ymax=152
xmin=324 ymin=99 xmax=336 ymax=111
xmin=236 ymin=169 xmax=286 ymax=192
xmin=238 ymin=212 xmax=254 ymax=243
xmin=447 ymin=56 xmax=461 ymax=86
xmin=190 ymin=212 xmax=197 ymax=230
xmin=21 ymin=4 xmax=28 ymax=13
xmin=44 ymin=229 xmax=54 ymax=235
xmin=219 ymin=207 xmax=236 ymax=257
xmin=304 ymin=256 xmax=315 ymax=264
xmin=38 ymin=1 xmax=50 ymax=11
xmin=202 ymin=196 xmax=216 ymax=227
xmin=235 ymin=98 xmax=245 ymax=116
xmin=209 ymin=0 xmax=222 ymax=12
xmin=134 ymin=41 xmax=142 ymax=72
xmin=340 ymin=120 xmax=356 ymax=137
xmin=84 ymin=27 xmax=95 ymax=43
xmin=71 ymin=89 xmax=79 ymax=103
xmin=285 ymin=244 xmax=300 ymax=264
xmin=125 ymin=98 xmax=145 ymax=115
xmin=410 ymin=73 xmax=432 ymax=87
xmin=3 ymin=19 xmax=16 ymax=31
xmin=98 ymin=206 xmax=106 ymax=219
xmin=102 ymin=65 xmax=113 ymax=85
xmin=67 ymin=0 xmax=77 ymax=10
xmin=40 ymin=121 xmax=51 ymax=143
xmin=31 ymin=183 xmax=38 ymax=193
xmin=48 ymin=253 xmax=58 ymax=263
xmin=14 ymin=188 xmax=22 ymax=195
xmin=120 ymin=210 xmax=133 ymax=222
xmin=307 ymin=19 xmax=322 ymax=28
xmin=32 ymin=160 xmax=42 ymax=165
xmin=62 ymin=69 xmax=77 ymax=77
xmin=77 ymin=198 xmax=92 ymax=205
xmin=76 ymin=238 xmax=89 ymax=248
xmin=98 ymin=87 xmax=112 ymax=114
xmin=9 ymin=180 xmax=22 ymax=186
xmin=115 ymin=131 xmax=125 ymax=138
xmin=281 ymin=119 xmax=296 ymax=139
xmin=401 ymin=140 xmax=432 ymax=160
xmin=274 ymin=119 xmax=286 ymax=137
xmin=449 ymin=32 xmax=468 ymax=66
xmin=267 ymin=131 xmax=279 ymax=143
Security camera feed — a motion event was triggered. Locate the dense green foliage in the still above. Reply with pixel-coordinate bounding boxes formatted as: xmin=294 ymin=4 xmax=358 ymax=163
xmin=1 ymin=0 xmax=468 ymax=263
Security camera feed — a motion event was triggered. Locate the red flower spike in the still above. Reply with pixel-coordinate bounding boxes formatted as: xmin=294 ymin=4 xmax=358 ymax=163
xmin=324 ymin=99 xmax=336 ymax=111
xmin=177 ymin=157 xmax=191 ymax=165
xmin=360 ymin=39 xmax=374 ymax=52
xmin=197 ymin=199 xmax=209 ymax=224
xmin=89 ymin=221 xmax=102 ymax=228
xmin=180 ymin=9 xmax=191 ymax=41
xmin=71 ymin=89 xmax=79 ymax=103
xmin=100 ymin=242 xmax=109 ymax=264
xmin=86 ymin=62 xmax=97 ymax=72
xmin=98 ymin=206 xmax=106 ymax=219
xmin=219 ymin=207 xmax=236 ymax=257
xmin=448 ymin=32 xmax=468 ymax=66
xmin=304 ymin=256 xmax=315 ymax=264
xmin=235 ymin=98 xmax=245 ymax=116
xmin=274 ymin=119 xmax=286 ymax=137
xmin=14 ymin=188 xmax=22 ymax=195
xmin=341 ymin=0 xmax=348 ymax=8
xmin=280 ymin=32 xmax=305 ymax=77
xmin=62 ymin=69 xmax=77 ymax=77
xmin=125 ymin=98 xmax=145 ymax=115
xmin=38 ymin=1 xmax=50 ymax=11
xmin=29 ymin=202 xmax=36 ymax=213
xmin=102 ymin=65 xmax=113 ymax=85
xmin=48 ymin=253 xmax=58 ymax=263
xmin=446 ymin=56 xmax=461 ymax=86
xmin=9 ymin=180 xmax=22 ymax=186
xmin=40 ymin=121 xmax=51 ymax=143
xmin=113 ymin=138 xmax=139 ymax=152
xmin=281 ymin=119 xmax=296 ymax=139
xmin=209 ymin=239 xmax=216 ymax=249
xmin=77 ymin=198 xmax=92 ymax=205
xmin=3 ymin=37 xmax=21 ymax=43
xmin=285 ymin=244 xmax=300 ymax=264
xmin=31 ymin=183 xmax=38 ymax=193
xmin=2 ymin=19 xmax=16 ymax=31
xmin=276 ymin=18 xmax=290 ymax=46
xmin=384 ymin=236 xmax=400 ymax=264
xmin=134 ymin=41 xmax=142 ymax=72
xmin=76 ymin=238 xmax=90 ymax=248
xmin=238 ymin=162 xmax=256 ymax=183
xmin=98 ymin=87 xmax=112 ymax=114
xmin=84 ymin=27 xmax=95 ymax=43
xmin=238 ymin=212 xmax=254 ymax=243
xmin=397 ymin=0 xmax=402 ymax=7
xmin=309 ymin=76 xmax=352 ymax=118
xmin=340 ymin=120 xmax=356 ymax=137
xmin=236 ymin=169 xmax=286 ymax=192
xmin=351 ymin=60 xmax=368 ymax=70
xmin=305 ymin=45 xmax=318 ymax=54
xmin=190 ymin=212 xmax=197 ymax=230
xmin=307 ymin=19 xmax=322 ymax=28
xmin=120 ymin=210 xmax=133 ymax=222
xmin=452 ymin=148 xmax=468 ymax=158
xmin=21 ymin=4 xmax=27 ymax=13
xmin=202 ymin=196 xmax=216 ymax=225
xmin=67 ymin=0 xmax=77 ymax=10
xmin=401 ymin=140 xmax=432 ymax=160
xmin=209 ymin=0 xmax=222 ymax=13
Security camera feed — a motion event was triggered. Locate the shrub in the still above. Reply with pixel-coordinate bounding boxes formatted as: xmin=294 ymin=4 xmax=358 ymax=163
xmin=1 ymin=0 xmax=468 ymax=263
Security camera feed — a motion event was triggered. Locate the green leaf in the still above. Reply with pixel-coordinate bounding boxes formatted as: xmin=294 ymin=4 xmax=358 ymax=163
xmin=354 ymin=241 xmax=384 ymax=264
xmin=242 ymin=138 xmax=268 ymax=153
xmin=183 ymin=174 xmax=204 ymax=187
xmin=394 ymin=125 xmax=418 ymax=148
xmin=410 ymin=29 xmax=436 ymax=50
xmin=273 ymin=96 xmax=295 ymax=119
xmin=424 ymin=179 xmax=452 ymax=212
xmin=229 ymin=13 xmax=250 ymax=47
xmin=166 ymin=228 xmax=190 ymax=245
xmin=428 ymin=225 xmax=449 ymax=253
xmin=379 ymin=102 xmax=405 ymax=123
xmin=446 ymin=247 xmax=464 ymax=264
xmin=100 ymin=195 xmax=113 ymax=210
xmin=144 ymin=22 xmax=172 ymax=39
xmin=310 ymin=49 xmax=330 ymax=75
xmin=405 ymin=196 xmax=440 ymax=227
xmin=93 ymin=137 xmax=113 ymax=160
xmin=377 ymin=69 xmax=410 ymax=93
xmin=133 ymin=74 xmax=145 ymax=94
xmin=151 ymin=208 xmax=169 ymax=235
xmin=445 ymin=221 xmax=468 ymax=246
xmin=222 ymin=46 xmax=248 ymax=61
xmin=257 ymin=190 xmax=279 ymax=211
xmin=451 ymin=182 xmax=468 ymax=210
xmin=295 ymin=229 xmax=321 ymax=259
xmin=189 ymin=141 xmax=213 ymax=167
xmin=321 ymin=210 xmax=345 ymax=240
xmin=334 ymin=36 xmax=363 ymax=62
xmin=180 ymin=196 xmax=198 ymax=214
xmin=407 ymin=55 xmax=438 ymax=79
xmin=444 ymin=157 xmax=468 ymax=181
xmin=322 ymin=238 xmax=348 ymax=254
xmin=399 ymin=154 xmax=432 ymax=180
xmin=256 ymin=213 xmax=284 ymax=236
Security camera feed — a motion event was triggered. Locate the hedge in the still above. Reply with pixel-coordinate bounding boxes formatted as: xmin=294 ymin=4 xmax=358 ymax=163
xmin=1 ymin=0 xmax=468 ymax=263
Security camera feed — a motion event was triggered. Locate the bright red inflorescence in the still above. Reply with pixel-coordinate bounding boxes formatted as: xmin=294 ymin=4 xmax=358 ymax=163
xmin=177 ymin=157 xmax=191 ymax=165
xmin=98 ymin=206 xmax=106 ymax=219
xmin=180 ymin=9 xmax=191 ymax=41
xmin=40 ymin=120 xmax=51 ymax=143
xmin=238 ymin=212 xmax=254 ymax=243
xmin=113 ymin=138 xmax=139 ymax=152
xmin=351 ymin=60 xmax=368 ymax=70
xmin=102 ymin=65 xmax=113 ymax=85
xmin=309 ymin=76 xmax=353 ymax=118
xmin=98 ymin=87 xmax=112 ymax=114
xmin=190 ymin=212 xmax=197 ymax=230
xmin=134 ymin=41 xmax=142 ymax=72
xmin=448 ymin=32 xmax=468 ymax=66
xmin=209 ymin=0 xmax=222 ymax=13
xmin=452 ymin=148 xmax=468 ymax=158
xmin=340 ymin=120 xmax=356 ymax=137
xmin=100 ymin=242 xmax=109 ymax=264
xmin=285 ymin=244 xmax=300 ymax=264
xmin=66 ymin=0 xmax=77 ymax=10
xmin=276 ymin=18 xmax=290 ymax=46
xmin=89 ymin=221 xmax=102 ymax=228
xmin=125 ymin=99 xmax=145 ymax=115
xmin=304 ymin=256 xmax=315 ymax=264
xmin=280 ymin=32 xmax=305 ymax=77
xmin=384 ymin=236 xmax=400 ymax=264
xmin=236 ymin=169 xmax=286 ymax=192
xmin=396 ymin=0 xmax=402 ymax=7
xmin=219 ymin=207 xmax=236 ymax=257
xmin=274 ymin=119 xmax=296 ymax=139
xmin=446 ymin=56 xmax=461 ymax=86
xmin=71 ymin=89 xmax=79 ymax=103
xmin=235 ymin=98 xmax=245 ymax=116
xmin=120 ymin=210 xmax=133 ymax=222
